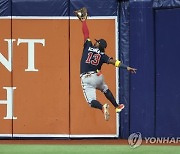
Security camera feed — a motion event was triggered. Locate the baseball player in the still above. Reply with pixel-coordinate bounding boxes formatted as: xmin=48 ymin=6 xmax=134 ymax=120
xmin=74 ymin=8 xmax=137 ymax=121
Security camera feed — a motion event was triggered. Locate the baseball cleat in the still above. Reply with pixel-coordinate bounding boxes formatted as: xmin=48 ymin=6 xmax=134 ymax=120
xmin=102 ymin=104 xmax=110 ymax=121
xmin=116 ymin=104 xmax=125 ymax=113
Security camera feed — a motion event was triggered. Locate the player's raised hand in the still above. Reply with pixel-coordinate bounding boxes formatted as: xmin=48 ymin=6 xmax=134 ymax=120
xmin=74 ymin=7 xmax=88 ymax=22
xmin=127 ymin=67 xmax=137 ymax=74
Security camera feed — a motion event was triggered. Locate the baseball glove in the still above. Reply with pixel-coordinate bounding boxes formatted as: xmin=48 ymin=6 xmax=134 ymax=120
xmin=74 ymin=7 xmax=88 ymax=21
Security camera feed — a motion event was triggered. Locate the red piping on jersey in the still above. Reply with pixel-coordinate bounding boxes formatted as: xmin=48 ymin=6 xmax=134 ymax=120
xmin=82 ymin=21 xmax=89 ymax=41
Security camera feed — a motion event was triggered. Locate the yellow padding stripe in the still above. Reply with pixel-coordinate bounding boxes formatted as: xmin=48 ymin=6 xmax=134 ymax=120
xmin=115 ymin=60 xmax=121 ymax=67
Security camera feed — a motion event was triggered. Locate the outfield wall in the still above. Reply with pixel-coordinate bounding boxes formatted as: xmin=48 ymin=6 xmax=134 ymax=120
xmin=0 ymin=0 xmax=119 ymax=138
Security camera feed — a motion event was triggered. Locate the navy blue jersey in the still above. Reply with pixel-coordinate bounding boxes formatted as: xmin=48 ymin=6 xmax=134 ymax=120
xmin=80 ymin=39 xmax=111 ymax=74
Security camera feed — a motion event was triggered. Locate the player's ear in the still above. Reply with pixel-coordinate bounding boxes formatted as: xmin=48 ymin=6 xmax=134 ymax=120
xmin=99 ymin=46 xmax=105 ymax=52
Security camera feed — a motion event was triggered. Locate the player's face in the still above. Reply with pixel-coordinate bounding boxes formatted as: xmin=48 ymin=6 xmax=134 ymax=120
xmin=94 ymin=41 xmax=100 ymax=48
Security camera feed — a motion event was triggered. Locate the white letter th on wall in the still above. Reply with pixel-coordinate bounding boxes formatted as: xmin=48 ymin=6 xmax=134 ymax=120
xmin=0 ymin=87 xmax=17 ymax=119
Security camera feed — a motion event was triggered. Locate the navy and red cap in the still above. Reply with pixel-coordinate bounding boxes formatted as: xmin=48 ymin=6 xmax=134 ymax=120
xmin=95 ymin=39 xmax=107 ymax=49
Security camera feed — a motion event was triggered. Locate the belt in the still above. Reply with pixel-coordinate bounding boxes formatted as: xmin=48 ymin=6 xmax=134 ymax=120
xmin=80 ymin=71 xmax=96 ymax=78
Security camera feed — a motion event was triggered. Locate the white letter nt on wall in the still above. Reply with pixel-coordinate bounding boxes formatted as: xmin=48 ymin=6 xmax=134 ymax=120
xmin=0 ymin=39 xmax=16 ymax=72
xmin=17 ymin=39 xmax=45 ymax=72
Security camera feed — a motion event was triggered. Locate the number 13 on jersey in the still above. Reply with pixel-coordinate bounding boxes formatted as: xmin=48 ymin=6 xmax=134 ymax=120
xmin=85 ymin=52 xmax=101 ymax=66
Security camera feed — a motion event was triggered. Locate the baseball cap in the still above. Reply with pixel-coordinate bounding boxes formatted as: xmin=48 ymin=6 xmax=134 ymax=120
xmin=95 ymin=39 xmax=107 ymax=49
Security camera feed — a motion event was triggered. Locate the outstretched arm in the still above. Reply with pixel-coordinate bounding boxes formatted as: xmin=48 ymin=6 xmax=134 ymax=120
xmin=82 ymin=21 xmax=89 ymax=41
xmin=109 ymin=59 xmax=137 ymax=74
xmin=74 ymin=7 xmax=89 ymax=41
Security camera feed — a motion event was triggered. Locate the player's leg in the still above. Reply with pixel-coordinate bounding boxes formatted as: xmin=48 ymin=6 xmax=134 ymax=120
xmin=104 ymin=89 xmax=118 ymax=107
xmin=90 ymin=99 xmax=110 ymax=121
xmin=97 ymin=75 xmax=118 ymax=107
xmin=81 ymin=80 xmax=110 ymax=121
xmin=81 ymin=77 xmax=101 ymax=108
xmin=81 ymin=75 xmax=110 ymax=120
xmin=97 ymin=75 xmax=125 ymax=113
xmin=104 ymin=89 xmax=125 ymax=113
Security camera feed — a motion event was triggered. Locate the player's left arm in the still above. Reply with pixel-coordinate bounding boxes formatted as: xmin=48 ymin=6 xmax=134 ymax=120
xmin=82 ymin=21 xmax=89 ymax=41
xmin=74 ymin=7 xmax=89 ymax=41
xmin=109 ymin=59 xmax=137 ymax=74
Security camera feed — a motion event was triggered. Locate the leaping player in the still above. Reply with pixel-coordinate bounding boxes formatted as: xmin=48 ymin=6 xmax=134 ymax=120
xmin=74 ymin=8 xmax=137 ymax=121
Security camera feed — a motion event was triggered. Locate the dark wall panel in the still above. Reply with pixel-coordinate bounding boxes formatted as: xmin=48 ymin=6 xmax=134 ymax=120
xmin=155 ymin=8 xmax=180 ymax=137
xmin=129 ymin=0 xmax=155 ymax=137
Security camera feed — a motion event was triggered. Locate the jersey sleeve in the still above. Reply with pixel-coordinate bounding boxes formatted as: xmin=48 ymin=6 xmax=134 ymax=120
xmin=102 ymin=54 xmax=112 ymax=64
xmin=84 ymin=39 xmax=92 ymax=48
xmin=82 ymin=21 xmax=89 ymax=41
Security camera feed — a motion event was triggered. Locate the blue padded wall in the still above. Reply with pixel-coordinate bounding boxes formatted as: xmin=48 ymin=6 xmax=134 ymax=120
xmin=155 ymin=8 xmax=180 ymax=137
xmin=129 ymin=0 xmax=155 ymax=138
